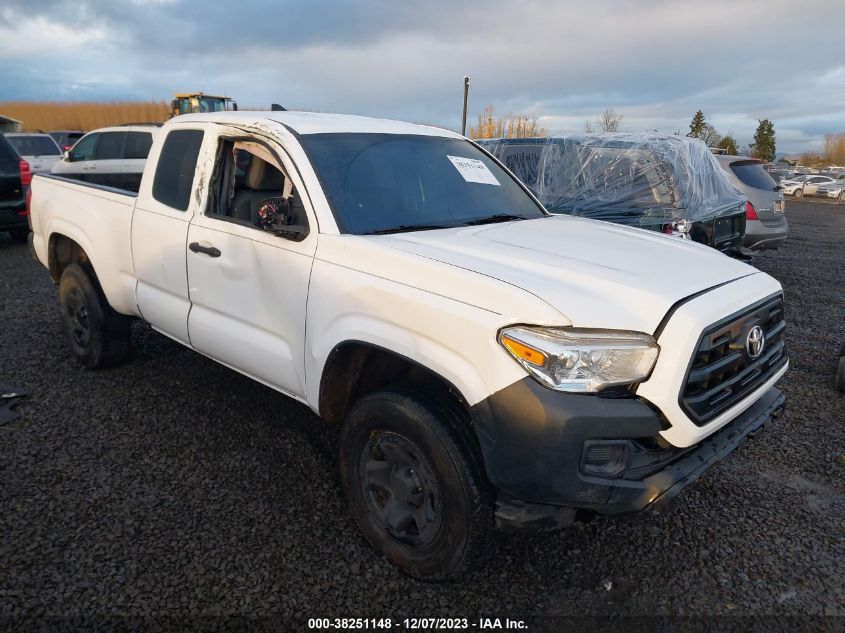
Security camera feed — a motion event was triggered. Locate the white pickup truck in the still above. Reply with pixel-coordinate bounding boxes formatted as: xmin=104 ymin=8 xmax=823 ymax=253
xmin=28 ymin=112 xmax=788 ymax=580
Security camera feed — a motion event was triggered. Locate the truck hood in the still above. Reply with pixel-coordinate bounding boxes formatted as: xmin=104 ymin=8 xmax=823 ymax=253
xmin=373 ymin=215 xmax=758 ymax=334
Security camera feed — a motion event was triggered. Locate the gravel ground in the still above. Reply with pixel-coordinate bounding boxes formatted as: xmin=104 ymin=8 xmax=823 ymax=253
xmin=1 ymin=199 xmax=843 ymax=628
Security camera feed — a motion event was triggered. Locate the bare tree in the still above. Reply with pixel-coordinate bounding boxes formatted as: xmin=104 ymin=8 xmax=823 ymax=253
xmin=823 ymin=132 xmax=845 ymax=164
xmin=469 ymin=105 xmax=547 ymax=139
xmin=596 ymin=108 xmax=623 ymax=132
xmin=583 ymin=120 xmax=594 ymax=133
xmin=698 ymin=123 xmax=722 ymax=148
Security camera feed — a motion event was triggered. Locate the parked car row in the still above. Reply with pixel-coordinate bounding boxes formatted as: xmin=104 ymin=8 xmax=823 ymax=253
xmin=2 ymin=125 xmax=159 ymax=194
xmin=480 ymin=134 xmax=787 ymax=254
xmin=7 ymin=125 xmax=794 ymax=253
xmin=779 ymin=173 xmax=844 ymax=201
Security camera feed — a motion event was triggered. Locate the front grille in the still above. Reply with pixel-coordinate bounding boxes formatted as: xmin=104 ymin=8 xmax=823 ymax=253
xmin=680 ymin=294 xmax=787 ymax=426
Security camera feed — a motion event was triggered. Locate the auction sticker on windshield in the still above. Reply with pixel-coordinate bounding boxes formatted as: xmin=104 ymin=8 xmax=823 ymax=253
xmin=447 ymin=155 xmax=500 ymax=186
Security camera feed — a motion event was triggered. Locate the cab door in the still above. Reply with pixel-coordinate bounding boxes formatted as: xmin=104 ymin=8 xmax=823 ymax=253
xmin=185 ymin=134 xmax=317 ymax=399
xmin=131 ymin=127 xmax=207 ymax=344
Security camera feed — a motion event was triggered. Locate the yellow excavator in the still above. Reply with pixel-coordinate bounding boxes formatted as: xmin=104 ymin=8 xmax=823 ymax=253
xmin=170 ymin=93 xmax=238 ymax=117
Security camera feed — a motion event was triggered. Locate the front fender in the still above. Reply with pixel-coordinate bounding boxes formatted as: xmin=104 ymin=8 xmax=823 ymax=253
xmin=304 ymin=260 xmax=537 ymax=411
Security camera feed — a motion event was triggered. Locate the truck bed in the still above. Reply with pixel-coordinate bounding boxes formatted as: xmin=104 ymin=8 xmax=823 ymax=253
xmin=29 ymin=174 xmax=141 ymax=317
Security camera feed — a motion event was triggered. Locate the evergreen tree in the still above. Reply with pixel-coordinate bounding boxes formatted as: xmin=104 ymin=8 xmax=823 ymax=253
xmin=688 ymin=110 xmax=706 ymax=138
xmin=717 ymin=134 xmax=738 ymax=155
xmin=752 ymin=119 xmax=776 ymax=162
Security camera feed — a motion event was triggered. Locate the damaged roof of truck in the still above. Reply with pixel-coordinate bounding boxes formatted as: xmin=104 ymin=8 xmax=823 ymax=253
xmin=173 ymin=111 xmax=463 ymax=138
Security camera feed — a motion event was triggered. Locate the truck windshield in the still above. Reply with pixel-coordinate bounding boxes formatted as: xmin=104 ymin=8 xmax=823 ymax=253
xmin=299 ymin=133 xmax=546 ymax=235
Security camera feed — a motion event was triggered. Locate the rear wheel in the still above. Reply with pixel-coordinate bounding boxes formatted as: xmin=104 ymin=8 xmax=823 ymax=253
xmin=794 ymin=188 xmax=803 ymax=199
xmin=339 ymin=384 xmax=493 ymax=581
xmin=58 ymin=264 xmax=132 ymax=368
xmin=8 ymin=228 xmax=28 ymax=243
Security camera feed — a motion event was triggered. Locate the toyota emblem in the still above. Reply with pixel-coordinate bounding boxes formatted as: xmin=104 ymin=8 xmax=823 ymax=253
xmin=746 ymin=325 xmax=765 ymax=359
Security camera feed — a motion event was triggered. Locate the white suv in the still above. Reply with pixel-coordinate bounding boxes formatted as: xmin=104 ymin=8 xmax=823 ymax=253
xmin=51 ymin=124 xmax=160 ymax=192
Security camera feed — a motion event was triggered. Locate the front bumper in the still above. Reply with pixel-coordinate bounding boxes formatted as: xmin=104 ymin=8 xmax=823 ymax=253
xmin=472 ymin=379 xmax=785 ymax=531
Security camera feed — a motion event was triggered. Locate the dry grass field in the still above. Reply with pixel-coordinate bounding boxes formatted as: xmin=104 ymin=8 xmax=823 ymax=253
xmin=0 ymin=101 xmax=170 ymax=132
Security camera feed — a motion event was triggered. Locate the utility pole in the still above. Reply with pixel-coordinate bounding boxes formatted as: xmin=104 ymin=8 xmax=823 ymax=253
xmin=461 ymin=76 xmax=470 ymax=136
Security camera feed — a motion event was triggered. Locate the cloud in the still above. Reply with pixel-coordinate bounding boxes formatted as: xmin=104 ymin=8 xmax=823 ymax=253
xmin=0 ymin=0 xmax=843 ymax=152
xmin=0 ymin=10 xmax=105 ymax=58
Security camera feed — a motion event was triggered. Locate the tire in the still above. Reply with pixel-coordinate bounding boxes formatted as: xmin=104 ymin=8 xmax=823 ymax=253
xmin=339 ymin=384 xmax=493 ymax=581
xmin=794 ymin=189 xmax=803 ymax=199
xmin=8 ymin=227 xmax=29 ymax=243
xmin=838 ymin=193 xmax=844 ymax=205
xmin=58 ymin=263 xmax=132 ymax=368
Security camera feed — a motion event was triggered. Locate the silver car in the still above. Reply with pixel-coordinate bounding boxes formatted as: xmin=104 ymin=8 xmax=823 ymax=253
xmin=814 ymin=178 xmax=845 ymax=203
xmin=5 ymin=132 xmax=63 ymax=174
xmin=716 ymin=155 xmax=788 ymax=250
xmin=780 ymin=174 xmax=838 ymax=198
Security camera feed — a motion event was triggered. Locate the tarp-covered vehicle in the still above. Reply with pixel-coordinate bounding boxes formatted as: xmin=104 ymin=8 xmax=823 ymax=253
xmin=479 ymin=133 xmax=749 ymax=257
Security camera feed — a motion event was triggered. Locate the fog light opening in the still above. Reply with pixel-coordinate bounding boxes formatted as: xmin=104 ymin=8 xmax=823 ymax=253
xmin=581 ymin=441 xmax=630 ymax=478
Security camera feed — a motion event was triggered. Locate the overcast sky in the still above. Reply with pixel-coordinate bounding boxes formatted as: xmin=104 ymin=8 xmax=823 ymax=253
xmin=1 ymin=0 xmax=843 ymax=153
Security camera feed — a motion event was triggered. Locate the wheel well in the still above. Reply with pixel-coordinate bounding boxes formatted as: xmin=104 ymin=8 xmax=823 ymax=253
xmin=319 ymin=342 xmax=470 ymax=424
xmin=48 ymin=234 xmax=91 ymax=283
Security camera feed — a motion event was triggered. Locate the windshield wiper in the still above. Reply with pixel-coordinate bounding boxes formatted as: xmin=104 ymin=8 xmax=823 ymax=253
xmin=460 ymin=214 xmax=527 ymax=226
xmin=365 ymin=224 xmax=457 ymax=235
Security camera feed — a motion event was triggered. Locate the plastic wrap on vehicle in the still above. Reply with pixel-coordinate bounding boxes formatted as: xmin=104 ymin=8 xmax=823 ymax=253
xmin=479 ymin=133 xmax=746 ymax=228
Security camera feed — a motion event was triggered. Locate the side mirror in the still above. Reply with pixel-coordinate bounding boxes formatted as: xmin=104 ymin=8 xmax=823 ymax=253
xmin=272 ymin=224 xmax=309 ymax=242
xmin=256 ymin=198 xmax=309 ymax=241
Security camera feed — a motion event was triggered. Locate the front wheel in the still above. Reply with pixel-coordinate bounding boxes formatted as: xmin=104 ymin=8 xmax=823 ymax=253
xmin=339 ymin=385 xmax=493 ymax=581
xmin=58 ymin=263 xmax=132 ymax=368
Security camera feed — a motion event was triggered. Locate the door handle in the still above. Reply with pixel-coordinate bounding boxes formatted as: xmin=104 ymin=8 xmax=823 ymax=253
xmin=189 ymin=242 xmax=221 ymax=257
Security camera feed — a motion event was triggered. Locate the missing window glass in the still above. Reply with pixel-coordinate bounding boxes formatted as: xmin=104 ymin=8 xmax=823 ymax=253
xmin=207 ymin=138 xmax=309 ymax=240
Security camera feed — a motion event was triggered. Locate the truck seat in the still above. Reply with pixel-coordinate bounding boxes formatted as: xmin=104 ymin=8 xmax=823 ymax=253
xmin=231 ymin=157 xmax=286 ymax=224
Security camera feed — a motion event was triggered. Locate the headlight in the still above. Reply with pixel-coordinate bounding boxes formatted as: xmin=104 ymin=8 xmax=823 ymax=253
xmin=498 ymin=327 xmax=659 ymax=393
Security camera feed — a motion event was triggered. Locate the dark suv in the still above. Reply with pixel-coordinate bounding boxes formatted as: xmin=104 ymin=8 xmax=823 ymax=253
xmin=0 ymin=133 xmax=30 ymax=243
xmin=479 ymin=134 xmax=749 ymax=258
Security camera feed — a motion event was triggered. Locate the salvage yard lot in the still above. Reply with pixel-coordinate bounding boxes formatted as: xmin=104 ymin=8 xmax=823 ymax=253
xmin=0 ymin=200 xmax=843 ymax=620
